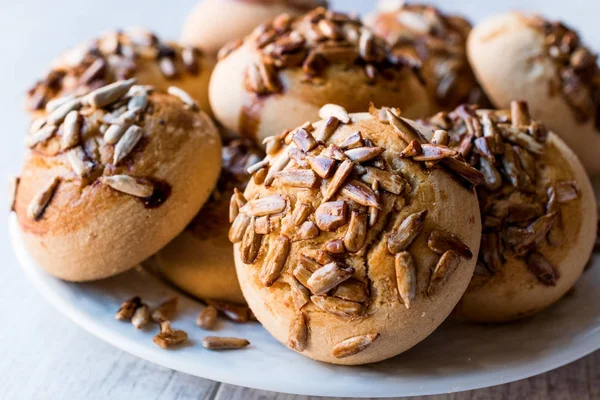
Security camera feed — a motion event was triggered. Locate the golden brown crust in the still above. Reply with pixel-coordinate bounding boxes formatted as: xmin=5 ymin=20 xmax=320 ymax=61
xmin=467 ymin=12 xmax=600 ymax=174
xmin=15 ymin=87 xmax=222 ymax=281
xmin=26 ymin=28 xmax=214 ymax=115
xmin=364 ymin=3 xmax=488 ymax=109
xmin=151 ymin=139 xmax=263 ymax=304
xmin=422 ymin=102 xmax=597 ymax=322
xmin=231 ymin=107 xmax=481 ymax=364
xmin=209 ymin=8 xmax=433 ymax=146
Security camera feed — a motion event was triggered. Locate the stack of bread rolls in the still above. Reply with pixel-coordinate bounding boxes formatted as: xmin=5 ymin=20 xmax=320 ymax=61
xmin=10 ymin=0 xmax=598 ymax=365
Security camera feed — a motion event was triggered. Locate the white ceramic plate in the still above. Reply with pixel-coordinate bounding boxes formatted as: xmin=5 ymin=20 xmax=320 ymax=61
xmin=10 ymin=197 xmax=600 ymax=397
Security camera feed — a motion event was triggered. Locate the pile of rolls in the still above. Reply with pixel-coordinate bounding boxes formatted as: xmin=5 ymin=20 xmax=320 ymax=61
xmin=11 ymin=0 xmax=598 ymax=365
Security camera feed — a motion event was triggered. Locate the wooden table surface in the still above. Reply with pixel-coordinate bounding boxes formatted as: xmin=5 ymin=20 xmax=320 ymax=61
xmin=2 ymin=1 xmax=599 ymax=399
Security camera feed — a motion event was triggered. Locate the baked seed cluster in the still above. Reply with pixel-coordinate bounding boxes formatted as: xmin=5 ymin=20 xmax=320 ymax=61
xmin=424 ymin=101 xmax=582 ymax=285
xmin=26 ymin=28 xmax=203 ymax=111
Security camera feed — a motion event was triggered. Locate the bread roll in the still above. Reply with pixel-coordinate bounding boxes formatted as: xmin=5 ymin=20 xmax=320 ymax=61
xmin=468 ymin=12 xmax=600 ymax=175
xmin=14 ymin=82 xmax=221 ymax=282
xmin=181 ymin=0 xmax=328 ymax=55
xmin=149 ymin=139 xmax=263 ymax=304
xmin=229 ymin=104 xmax=482 ymax=364
xmin=422 ymin=101 xmax=597 ymax=322
xmin=26 ymin=28 xmax=214 ymax=116
xmin=364 ymin=1 xmax=487 ymax=111
xmin=209 ymin=7 xmax=432 ymax=147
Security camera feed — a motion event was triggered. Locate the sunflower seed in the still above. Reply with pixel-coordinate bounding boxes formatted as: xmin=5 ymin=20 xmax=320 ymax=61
xmin=229 ymin=213 xmax=251 ymax=243
xmin=338 ymin=132 xmax=363 ymax=149
xmin=293 ymin=264 xmax=313 ymax=288
xmin=512 ymin=146 xmax=536 ymax=181
xmin=87 ymin=79 xmax=136 ymax=108
xmin=241 ymin=218 xmax=262 ymax=264
xmin=340 ymin=179 xmax=379 ymax=207
xmin=258 ymin=59 xmax=281 ymax=93
xmin=290 ymin=276 xmax=311 ymax=309
xmin=480 ymin=233 xmax=502 ymax=273
xmin=387 ymin=210 xmax=427 ymax=254
xmin=131 ymin=304 xmax=151 ymax=329
xmin=345 ymin=146 xmax=384 ymax=163
xmin=323 ymin=144 xmax=347 ymax=161
xmin=319 ymin=104 xmax=350 ymax=124
xmin=427 ymin=250 xmax=461 ymax=296
xmin=113 ymin=125 xmax=143 ymax=165
xmin=299 ymin=255 xmax=322 ymax=273
xmin=115 ymin=297 xmax=141 ymax=321
xmin=315 ymin=201 xmax=348 ymax=231
xmin=240 ymin=195 xmax=286 ymax=216
xmin=311 ymin=295 xmax=364 ymax=319
xmin=229 ymin=194 xmax=240 ymax=223
xmin=296 ymin=220 xmax=319 ymax=240
xmin=400 ymin=140 xmax=423 ymax=158
xmin=246 ymin=63 xmax=267 ymax=94
xmin=47 ymin=98 xmax=82 ymax=125
xmin=206 ymin=300 xmax=253 ymax=323
xmin=289 ymin=202 xmax=310 ymax=226
xmin=247 ymin=159 xmax=269 ymax=175
xmin=27 ymin=176 xmax=60 ymax=220
xmin=361 ymin=167 xmax=405 ymax=195
xmin=307 ymin=155 xmax=335 ymax=178
xmin=29 ymin=117 xmax=47 ymax=134
xmin=314 ymin=117 xmax=340 ymax=142
xmin=481 ymin=113 xmax=505 ymax=154
xmin=394 ymin=251 xmax=416 ymax=309
xmin=159 ymin=57 xmax=178 ymax=79
xmin=100 ymin=175 xmax=153 ymax=197
xmin=386 ymin=109 xmax=424 ymax=144
xmin=498 ymin=125 xmax=544 ymax=155
xmin=440 ymin=157 xmax=484 ymax=187
xmin=333 ymin=333 xmax=379 ymax=359
xmin=287 ymin=312 xmax=308 ymax=352
xmin=332 ymin=279 xmax=368 ymax=303
xmin=413 ymin=144 xmax=458 ymax=162
xmin=427 ymin=230 xmax=473 ymax=260
xmin=264 ymin=152 xmax=290 ymax=186
xmin=263 ymin=136 xmax=283 ymax=155
xmin=276 ymin=169 xmax=318 ymax=188
xmin=60 ymin=110 xmax=81 ymax=150
xmin=25 ymin=124 xmax=57 ymax=148
xmin=432 ymin=129 xmax=449 ymax=145
xmin=323 ymin=159 xmax=354 ymax=201
xmin=152 ymin=297 xmax=178 ymax=323
xmin=153 ymin=321 xmax=188 ymax=349
xmin=196 ymin=306 xmax=218 ymax=330
xmin=342 ymin=211 xmax=368 ymax=252
xmin=511 ymin=100 xmax=531 ymax=127
xmin=554 ymin=181 xmax=579 ymax=203
xmin=292 ymin=128 xmax=317 ymax=152
xmin=67 ymin=146 xmax=94 ymax=177
xmin=167 ymin=86 xmax=199 ymax=111
xmin=128 ymin=92 xmax=148 ymax=111
xmin=202 ymin=336 xmax=250 ymax=350
xmin=527 ymin=252 xmax=559 ymax=286
xmin=307 ymin=262 xmax=354 ymax=295
xmin=45 ymin=94 xmax=76 ymax=113
xmin=509 ymin=213 xmax=557 ymax=256
xmin=182 ymin=47 xmax=200 ymax=74
xmin=479 ymin=157 xmax=502 ymax=191
xmin=325 ymin=238 xmax=345 ymax=254
xmin=260 ymin=235 xmax=290 ymax=286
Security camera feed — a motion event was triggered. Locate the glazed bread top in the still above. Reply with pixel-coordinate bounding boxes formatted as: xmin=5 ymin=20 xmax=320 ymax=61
xmin=26 ymin=28 xmax=206 ymax=112
xmin=229 ymin=104 xmax=482 ymax=364
xmin=422 ymin=101 xmax=593 ymax=287
xmin=365 ymin=2 xmax=485 ymax=108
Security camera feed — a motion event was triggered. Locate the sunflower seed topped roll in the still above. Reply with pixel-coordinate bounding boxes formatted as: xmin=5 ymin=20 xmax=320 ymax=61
xmin=229 ymin=104 xmax=481 ymax=364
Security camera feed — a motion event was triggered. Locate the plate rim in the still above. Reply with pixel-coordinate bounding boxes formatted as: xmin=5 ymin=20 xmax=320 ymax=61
xmin=10 ymin=214 xmax=600 ymax=397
